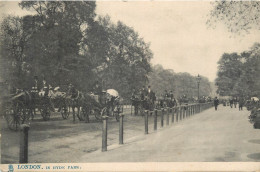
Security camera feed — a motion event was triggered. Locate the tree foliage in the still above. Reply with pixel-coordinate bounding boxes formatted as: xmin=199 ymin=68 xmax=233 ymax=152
xmin=149 ymin=64 xmax=212 ymax=99
xmin=0 ymin=2 xmax=152 ymax=99
xmin=208 ymin=1 xmax=260 ymax=34
xmin=215 ymin=43 xmax=260 ymax=97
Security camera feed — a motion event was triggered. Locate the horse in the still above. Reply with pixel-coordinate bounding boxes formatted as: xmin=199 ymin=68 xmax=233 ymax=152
xmin=66 ymin=89 xmax=85 ymax=122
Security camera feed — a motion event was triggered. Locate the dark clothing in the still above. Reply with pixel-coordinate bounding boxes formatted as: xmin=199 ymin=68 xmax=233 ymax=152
xmin=164 ymin=92 xmax=169 ymax=100
xmin=92 ymin=84 xmax=102 ymax=95
xmin=239 ymin=98 xmax=244 ymax=111
xmin=42 ymin=82 xmax=49 ymax=97
xmin=68 ymin=87 xmax=78 ymax=99
xmin=230 ymin=99 xmax=234 ymax=108
xmin=32 ymin=80 xmax=40 ymax=92
xmin=234 ymin=98 xmax=238 ymax=108
xmin=214 ymin=98 xmax=219 ymax=110
xmin=169 ymin=93 xmax=174 ymax=100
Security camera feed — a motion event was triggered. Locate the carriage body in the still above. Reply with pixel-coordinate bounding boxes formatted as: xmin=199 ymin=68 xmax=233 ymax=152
xmin=83 ymin=89 xmax=123 ymax=122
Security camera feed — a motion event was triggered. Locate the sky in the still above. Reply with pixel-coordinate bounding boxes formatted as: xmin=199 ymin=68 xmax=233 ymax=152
xmin=1 ymin=1 xmax=260 ymax=82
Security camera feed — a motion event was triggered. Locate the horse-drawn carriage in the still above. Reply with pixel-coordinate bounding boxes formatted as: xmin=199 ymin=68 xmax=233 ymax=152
xmin=131 ymin=91 xmax=156 ymax=116
xmin=70 ymin=89 xmax=123 ymax=122
xmin=35 ymin=88 xmax=70 ymax=120
xmin=1 ymin=86 xmax=70 ymax=131
xmin=77 ymin=89 xmax=123 ymax=122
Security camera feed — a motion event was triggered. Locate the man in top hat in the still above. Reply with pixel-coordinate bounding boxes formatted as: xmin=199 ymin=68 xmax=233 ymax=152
xmin=42 ymin=77 xmax=50 ymax=97
xmin=32 ymin=76 xmax=40 ymax=93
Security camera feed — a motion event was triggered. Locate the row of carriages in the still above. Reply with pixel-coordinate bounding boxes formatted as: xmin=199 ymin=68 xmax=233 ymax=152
xmin=1 ymin=85 xmax=123 ymax=131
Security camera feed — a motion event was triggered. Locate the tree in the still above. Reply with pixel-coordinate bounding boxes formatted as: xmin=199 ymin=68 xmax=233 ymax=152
xmin=215 ymin=43 xmax=260 ymax=97
xmin=0 ymin=1 xmax=97 ymax=90
xmin=215 ymin=52 xmax=244 ymax=96
xmin=148 ymin=64 xmax=212 ymax=99
xmin=84 ymin=16 xmax=153 ymax=99
xmin=0 ymin=15 xmax=34 ymax=88
xmin=208 ymin=1 xmax=260 ymax=35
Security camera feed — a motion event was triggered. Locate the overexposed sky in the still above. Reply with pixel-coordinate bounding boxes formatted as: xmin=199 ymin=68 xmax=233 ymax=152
xmin=1 ymin=1 xmax=260 ymax=81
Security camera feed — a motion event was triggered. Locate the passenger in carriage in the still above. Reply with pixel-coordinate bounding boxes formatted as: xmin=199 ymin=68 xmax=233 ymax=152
xmin=169 ymin=90 xmax=174 ymax=100
xmin=42 ymin=78 xmax=49 ymax=97
xmin=68 ymin=83 xmax=78 ymax=99
xmin=32 ymin=76 xmax=40 ymax=93
xmin=164 ymin=90 xmax=169 ymax=100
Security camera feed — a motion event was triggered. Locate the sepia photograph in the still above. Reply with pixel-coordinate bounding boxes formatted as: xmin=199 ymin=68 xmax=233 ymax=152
xmin=0 ymin=0 xmax=260 ymax=171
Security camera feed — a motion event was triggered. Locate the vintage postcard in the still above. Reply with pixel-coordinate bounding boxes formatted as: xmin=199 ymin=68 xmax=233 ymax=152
xmin=0 ymin=0 xmax=260 ymax=171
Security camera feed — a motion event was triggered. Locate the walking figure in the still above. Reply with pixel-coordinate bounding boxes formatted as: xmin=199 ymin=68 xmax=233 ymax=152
xmin=229 ymin=98 xmax=234 ymax=108
xmin=214 ymin=97 xmax=219 ymax=111
xmin=239 ymin=97 xmax=244 ymax=111
xmin=234 ymin=97 xmax=238 ymax=108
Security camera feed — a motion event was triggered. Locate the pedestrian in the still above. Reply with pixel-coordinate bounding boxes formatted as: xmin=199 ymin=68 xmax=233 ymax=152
xmin=131 ymin=88 xmax=139 ymax=115
xmin=214 ymin=97 xmax=219 ymax=111
xmin=234 ymin=97 xmax=238 ymax=108
xmin=239 ymin=97 xmax=244 ymax=111
xmin=229 ymin=98 xmax=234 ymax=108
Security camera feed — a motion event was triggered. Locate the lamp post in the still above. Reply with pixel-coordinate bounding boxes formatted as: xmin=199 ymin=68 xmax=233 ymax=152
xmin=197 ymin=74 xmax=201 ymax=102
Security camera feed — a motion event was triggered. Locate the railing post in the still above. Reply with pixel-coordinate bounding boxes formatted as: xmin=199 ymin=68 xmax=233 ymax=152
xmin=102 ymin=115 xmax=109 ymax=152
xmin=176 ymin=107 xmax=179 ymax=122
xmin=179 ymin=107 xmax=182 ymax=120
xmin=183 ymin=106 xmax=185 ymax=119
xmin=187 ymin=105 xmax=190 ymax=118
xmin=119 ymin=114 xmax=124 ymax=144
xmin=189 ymin=105 xmax=191 ymax=117
xmin=154 ymin=109 xmax=157 ymax=131
xmin=19 ymin=124 xmax=30 ymax=163
xmin=184 ymin=106 xmax=186 ymax=119
xmin=161 ymin=109 xmax=164 ymax=127
xmin=145 ymin=110 xmax=149 ymax=134
xmin=171 ymin=108 xmax=175 ymax=123
xmin=166 ymin=108 xmax=169 ymax=126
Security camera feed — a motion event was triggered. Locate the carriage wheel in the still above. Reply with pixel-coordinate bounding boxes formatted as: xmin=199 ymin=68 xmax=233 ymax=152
xmin=21 ymin=108 xmax=30 ymax=124
xmin=77 ymin=107 xmax=85 ymax=121
xmin=101 ymin=107 xmax=108 ymax=117
xmin=40 ymin=105 xmax=51 ymax=121
xmin=78 ymin=106 xmax=89 ymax=122
xmin=93 ymin=108 xmax=102 ymax=121
xmin=61 ymin=105 xmax=70 ymax=119
xmin=139 ymin=105 xmax=144 ymax=116
xmin=4 ymin=103 xmax=21 ymax=131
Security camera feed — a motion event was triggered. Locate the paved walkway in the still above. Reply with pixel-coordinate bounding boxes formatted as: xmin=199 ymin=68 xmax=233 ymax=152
xmin=80 ymin=106 xmax=260 ymax=162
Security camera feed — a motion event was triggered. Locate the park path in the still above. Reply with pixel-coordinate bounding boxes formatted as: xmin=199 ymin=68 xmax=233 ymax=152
xmin=80 ymin=106 xmax=260 ymax=162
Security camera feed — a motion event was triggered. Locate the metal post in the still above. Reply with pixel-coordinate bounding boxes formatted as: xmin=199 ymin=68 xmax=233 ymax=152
xmin=102 ymin=116 xmax=109 ymax=152
xmin=154 ymin=109 xmax=157 ymax=131
xmin=176 ymin=107 xmax=179 ymax=122
xmin=184 ymin=106 xmax=186 ymax=119
xmin=166 ymin=108 xmax=169 ymax=126
xmin=161 ymin=109 xmax=164 ymax=127
xmin=188 ymin=106 xmax=190 ymax=117
xmin=19 ymin=124 xmax=30 ymax=163
xmin=131 ymin=104 xmax=132 ymax=115
xmin=145 ymin=110 xmax=149 ymax=134
xmin=180 ymin=107 xmax=182 ymax=120
xmin=171 ymin=108 xmax=175 ymax=123
xmin=119 ymin=114 xmax=124 ymax=144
